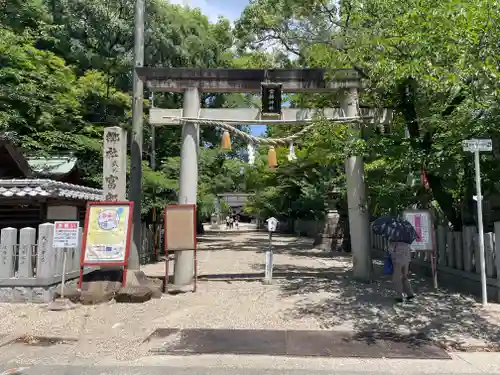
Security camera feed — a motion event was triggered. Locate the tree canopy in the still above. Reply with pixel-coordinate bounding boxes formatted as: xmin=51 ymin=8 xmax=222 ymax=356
xmin=0 ymin=0 xmax=250 ymax=223
xmin=236 ymin=0 xmax=500 ymax=229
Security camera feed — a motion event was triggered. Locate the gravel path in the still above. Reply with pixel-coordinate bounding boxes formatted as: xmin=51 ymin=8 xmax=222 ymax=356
xmin=0 ymin=230 xmax=498 ymax=365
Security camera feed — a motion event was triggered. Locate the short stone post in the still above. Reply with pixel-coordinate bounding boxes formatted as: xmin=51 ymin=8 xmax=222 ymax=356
xmin=65 ymin=246 xmax=73 ymax=276
xmin=0 ymin=228 xmax=17 ymax=278
xmin=484 ymin=232 xmax=495 ymax=278
xmin=446 ymin=231 xmax=455 ymax=268
xmin=463 ymin=226 xmax=475 ymax=272
xmin=19 ymin=227 xmax=36 ymax=278
xmin=474 ymin=230 xmax=481 ymax=275
xmin=54 ymin=244 xmax=64 ymax=277
xmin=453 ymin=231 xmax=463 ymax=270
xmin=437 ymin=225 xmax=447 ymax=266
xmin=36 ymin=223 xmax=55 ymax=280
xmin=494 ymin=222 xmax=500 ymax=301
xmin=73 ymin=227 xmax=82 ymax=272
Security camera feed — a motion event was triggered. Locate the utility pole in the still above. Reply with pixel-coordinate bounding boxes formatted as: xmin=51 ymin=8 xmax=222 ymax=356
xmin=129 ymin=0 xmax=145 ymax=270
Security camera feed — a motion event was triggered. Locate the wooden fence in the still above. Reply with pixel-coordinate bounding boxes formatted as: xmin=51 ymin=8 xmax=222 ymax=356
xmin=139 ymin=222 xmax=163 ymax=265
xmin=371 ymin=223 xmax=500 ymax=300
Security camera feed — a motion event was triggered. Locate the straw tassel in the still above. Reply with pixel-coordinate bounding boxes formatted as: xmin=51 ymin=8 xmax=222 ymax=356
xmin=247 ymin=143 xmax=255 ymax=165
xmin=287 ymin=141 xmax=297 ymax=161
xmin=221 ymin=130 xmax=231 ymax=150
xmin=268 ymin=146 xmax=277 ymax=168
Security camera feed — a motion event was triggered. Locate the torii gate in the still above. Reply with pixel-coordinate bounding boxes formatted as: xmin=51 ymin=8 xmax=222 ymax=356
xmin=135 ymin=67 xmax=391 ymax=287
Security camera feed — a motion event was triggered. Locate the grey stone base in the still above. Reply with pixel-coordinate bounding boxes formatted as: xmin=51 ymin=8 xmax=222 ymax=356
xmin=164 ymin=282 xmax=196 ymax=295
xmin=0 ymin=268 xmax=97 ymax=304
xmin=0 ymin=286 xmax=57 ymax=303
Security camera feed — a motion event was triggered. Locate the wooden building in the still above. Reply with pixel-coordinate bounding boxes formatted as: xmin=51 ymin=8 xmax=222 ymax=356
xmin=0 ymin=138 xmax=103 ymax=230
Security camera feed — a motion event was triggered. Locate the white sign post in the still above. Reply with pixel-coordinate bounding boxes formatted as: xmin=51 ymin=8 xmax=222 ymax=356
xmin=462 ymin=138 xmax=492 ymax=306
xmin=52 ymin=221 xmax=79 ymax=300
xmin=264 ymin=217 xmax=278 ymax=284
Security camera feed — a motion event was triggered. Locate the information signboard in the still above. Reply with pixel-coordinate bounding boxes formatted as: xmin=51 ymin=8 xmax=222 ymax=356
xmin=403 ymin=210 xmax=433 ymax=251
xmin=462 ymin=138 xmax=492 ymax=152
xmin=403 ymin=208 xmax=438 ymax=289
xmin=53 ymin=221 xmax=79 ymax=249
xmin=78 ymin=201 xmax=134 ymax=287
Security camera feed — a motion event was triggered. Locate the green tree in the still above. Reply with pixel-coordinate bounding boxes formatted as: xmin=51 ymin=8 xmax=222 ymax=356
xmin=236 ymin=0 xmax=500 ymax=228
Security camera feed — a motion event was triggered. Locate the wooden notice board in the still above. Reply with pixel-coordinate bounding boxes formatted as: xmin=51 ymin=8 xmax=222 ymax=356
xmin=163 ymin=204 xmax=197 ymax=293
xmin=164 ymin=204 xmax=197 ymax=251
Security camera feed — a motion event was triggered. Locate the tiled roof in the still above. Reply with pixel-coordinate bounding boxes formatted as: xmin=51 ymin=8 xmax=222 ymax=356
xmin=0 ymin=179 xmax=103 ymax=201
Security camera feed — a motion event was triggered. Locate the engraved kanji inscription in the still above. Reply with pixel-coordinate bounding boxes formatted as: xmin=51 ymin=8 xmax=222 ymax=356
xmin=105 ymin=192 xmax=119 ymax=201
xmin=105 ymin=147 xmax=118 ymax=159
xmin=111 ymin=160 xmax=119 ymax=173
xmin=105 ymin=131 xmax=121 ymax=144
xmin=105 ymin=175 xmax=118 ymax=190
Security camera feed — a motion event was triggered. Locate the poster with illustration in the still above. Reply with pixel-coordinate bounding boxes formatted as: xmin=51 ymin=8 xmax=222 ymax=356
xmin=83 ymin=203 xmax=132 ymax=263
xmin=403 ymin=209 xmax=434 ymax=251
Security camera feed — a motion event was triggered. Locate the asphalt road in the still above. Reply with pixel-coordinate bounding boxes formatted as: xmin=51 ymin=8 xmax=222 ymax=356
xmin=0 ymin=366 xmax=496 ymax=375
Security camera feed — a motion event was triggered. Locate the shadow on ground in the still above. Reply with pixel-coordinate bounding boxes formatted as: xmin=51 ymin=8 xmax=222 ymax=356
xmin=198 ymin=231 xmax=500 ymax=348
xmin=197 ymin=233 xmax=325 ymax=257
xmin=197 ymin=237 xmax=233 ymax=243
xmin=255 ymin=260 xmax=500 ymax=348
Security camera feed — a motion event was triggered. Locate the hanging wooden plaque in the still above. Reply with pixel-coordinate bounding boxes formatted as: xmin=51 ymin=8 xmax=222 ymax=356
xmin=261 ymin=83 xmax=282 ymax=116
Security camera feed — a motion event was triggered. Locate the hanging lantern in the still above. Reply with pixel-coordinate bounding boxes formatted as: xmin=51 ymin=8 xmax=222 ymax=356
xmin=287 ymin=141 xmax=297 ymax=161
xmin=221 ymin=130 xmax=231 ymax=150
xmin=268 ymin=146 xmax=278 ymax=168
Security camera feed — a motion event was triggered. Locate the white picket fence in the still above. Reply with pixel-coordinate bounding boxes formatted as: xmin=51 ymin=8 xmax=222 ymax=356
xmin=0 ymin=223 xmax=83 ymax=286
xmin=372 ymin=223 xmax=500 ymax=298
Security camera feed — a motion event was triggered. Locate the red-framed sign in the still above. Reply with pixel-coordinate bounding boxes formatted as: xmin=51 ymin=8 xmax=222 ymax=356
xmin=78 ymin=201 xmax=134 ymax=288
xmin=164 ymin=204 xmax=197 ymax=293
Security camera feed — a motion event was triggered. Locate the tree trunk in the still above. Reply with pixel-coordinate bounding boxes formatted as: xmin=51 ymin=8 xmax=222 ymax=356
xmin=397 ymin=78 xmax=464 ymax=229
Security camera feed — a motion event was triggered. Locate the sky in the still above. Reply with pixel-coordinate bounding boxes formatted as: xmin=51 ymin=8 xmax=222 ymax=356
xmin=169 ymin=0 xmax=250 ymax=23
xmin=169 ymin=0 xmax=267 ymax=136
